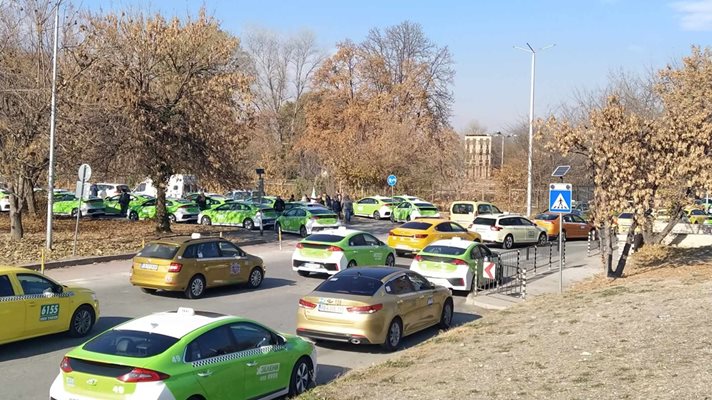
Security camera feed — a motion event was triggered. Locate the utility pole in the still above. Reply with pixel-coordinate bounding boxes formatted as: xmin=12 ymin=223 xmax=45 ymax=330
xmin=46 ymin=1 xmax=60 ymax=250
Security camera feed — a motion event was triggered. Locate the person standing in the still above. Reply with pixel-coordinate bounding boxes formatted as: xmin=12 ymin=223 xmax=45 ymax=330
xmin=289 ymin=194 xmax=295 ymax=202
xmin=274 ymin=195 xmax=285 ymax=213
xmin=89 ymin=183 xmax=98 ymax=198
xmin=325 ymin=194 xmax=332 ymax=209
xmin=196 ymin=192 xmax=207 ymax=210
xmin=119 ymin=189 xmax=131 ymax=219
xmin=343 ymin=195 xmax=353 ymax=224
xmin=332 ymin=194 xmax=343 ymax=220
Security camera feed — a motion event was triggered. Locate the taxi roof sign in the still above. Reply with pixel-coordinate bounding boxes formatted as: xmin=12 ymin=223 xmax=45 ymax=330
xmin=177 ymin=307 xmax=195 ymax=316
xmin=190 ymin=233 xmax=201 ymax=239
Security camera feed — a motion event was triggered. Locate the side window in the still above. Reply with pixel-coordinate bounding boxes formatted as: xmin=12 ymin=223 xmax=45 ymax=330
xmin=196 ymin=242 xmax=220 ymax=259
xmin=499 ymin=218 xmax=514 ymax=226
xmin=283 ymin=209 xmax=294 ymax=217
xmin=470 ymin=246 xmax=483 ymax=259
xmin=182 ymin=244 xmax=198 ymax=259
xmin=449 ymin=222 xmax=467 ymax=232
xmin=349 ymin=234 xmax=367 ymax=246
xmin=573 ymin=215 xmax=586 ymax=223
xmin=137 ymin=183 xmax=146 ymax=192
xmin=296 ymin=209 xmax=307 ymax=217
xmin=406 ymin=273 xmax=432 ymax=291
xmin=435 ymin=223 xmax=452 ymax=232
xmin=186 ymin=325 xmax=237 ymax=362
xmin=519 ymin=217 xmax=534 ymax=226
xmin=480 ymin=245 xmax=493 ymax=258
xmin=563 ymin=215 xmax=573 ymax=223
xmin=229 ymin=323 xmax=277 ymax=351
xmin=477 ymin=205 xmax=489 ymax=214
xmin=491 ymin=205 xmax=502 ymax=213
xmin=384 ymin=275 xmax=414 ymax=295
xmin=219 ymin=242 xmax=243 ymax=257
xmin=363 ymin=234 xmax=381 ymax=246
xmin=16 ymin=274 xmax=57 ymax=295
xmin=0 ymin=275 xmax=14 ymax=296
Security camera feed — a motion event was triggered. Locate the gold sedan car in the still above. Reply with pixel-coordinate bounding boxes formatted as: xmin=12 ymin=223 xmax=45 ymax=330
xmin=296 ymin=267 xmax=453 ymax=351
xmin=130 ymin=234 xmax=265 ymax=299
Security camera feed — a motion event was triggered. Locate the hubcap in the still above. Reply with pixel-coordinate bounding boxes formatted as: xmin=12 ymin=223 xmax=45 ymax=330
xmin=444 ymin=304 xmax=452 ymax=325
xmin=192 ymin=278 xmax=204 ymax=296
xmin=250 ymin=270 xmax=262 ymax=286
xmin=387 ymin=256 xmax=394 ymax=266
xmin=389 ymin=322 xmax=400 ymax=346
xmin=202 ymin=218 xmax=210 ymax=225
xmin=74 ymin=310 xmax=92 ymax=334
xmin=295 ymin=362 xmax=309 ymax=393
xmin=506 ymin=237 xmax=513 ymax=248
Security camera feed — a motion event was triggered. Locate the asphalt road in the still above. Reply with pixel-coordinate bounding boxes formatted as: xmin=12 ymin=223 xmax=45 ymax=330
xmin=0 ymin=218 xmax=589 ymax=400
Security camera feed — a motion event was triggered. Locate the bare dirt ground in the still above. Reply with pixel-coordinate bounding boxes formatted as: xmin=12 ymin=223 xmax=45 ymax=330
xmin=0 ymin=215 xmax=248 ymax=265
xmin=301 ymin=245 xmax=712 ymax=400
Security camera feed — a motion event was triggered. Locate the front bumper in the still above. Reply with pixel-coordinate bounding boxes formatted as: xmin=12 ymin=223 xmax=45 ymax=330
xmin=174 ymin=212 xmax=198 ymax=222
xmin=0 ymin=201 xmax=9 ymax=212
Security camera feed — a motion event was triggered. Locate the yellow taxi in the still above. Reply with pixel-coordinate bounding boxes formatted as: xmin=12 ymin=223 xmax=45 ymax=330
xmin=685 ymin=207 xmax=710 ymax=224
xmin=386 ymin=218 xmax=480 ymax=256
xmin=0 ymin=267 xmax=99 ymax=346
xmin=296 ymin=267 xmax=453 ymax=351
xmin=130 ymin=233 xmax=265 ymax=299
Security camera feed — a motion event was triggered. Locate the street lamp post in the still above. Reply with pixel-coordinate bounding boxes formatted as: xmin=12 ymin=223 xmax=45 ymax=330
xmin=515 ymin=43 xmax=554 ymax=217
xmin=495 ymin=131 xmax=504 ymax=168
xmin=46 ymin=1 xmax=61 ymax=250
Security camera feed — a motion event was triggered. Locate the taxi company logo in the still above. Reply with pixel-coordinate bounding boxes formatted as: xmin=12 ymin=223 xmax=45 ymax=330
xmin=257 ymin=363 xmax=280 ymax=375
xmin=86 ymin=379 xmax=98 ymax=386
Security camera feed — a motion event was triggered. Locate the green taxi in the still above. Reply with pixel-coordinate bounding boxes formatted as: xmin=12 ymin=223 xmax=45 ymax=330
xmin=391 ymin=201 xmax=440 ymax=222
xmin=104 ymin=193 xmax=153 ymax=215
xmin=198 ymin=201 xmax=278 ymax=230
xmin=276 ymin=207 xmax=340 ymax=237
xmin=128 ymin=198 xmax=200 ymax=223
xmin=53 ymin=193 xmax=105 ymax=217
xmin=291 ymin=228 xmax=396 ymax=276
xmin=353 ymin=196 xmax=397 ymax=219
xmin=185 ymin=193 xmax=230 ymax=210
xmin=49 ymin=307 xmax=317 ymax=400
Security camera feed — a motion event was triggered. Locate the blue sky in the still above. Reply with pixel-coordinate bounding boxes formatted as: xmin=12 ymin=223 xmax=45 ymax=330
xmin=87 ymin=0 xmax=712 ymax=133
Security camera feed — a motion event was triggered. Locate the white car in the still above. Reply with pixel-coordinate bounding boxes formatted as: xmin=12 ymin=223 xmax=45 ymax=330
xmin=468 ymin=213 xmax=547 ymax=249
xmin=0 ymin=189 xmax=9 ymax=212
xmin=94 ymin=182 xmax=130 ymax=198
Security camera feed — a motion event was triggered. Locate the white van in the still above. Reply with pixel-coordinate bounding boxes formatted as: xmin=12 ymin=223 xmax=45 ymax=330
xmin=133 ymin=175 xmax=198 ymax=199
xmin=449 ymin=201 xmax=503 ymax=227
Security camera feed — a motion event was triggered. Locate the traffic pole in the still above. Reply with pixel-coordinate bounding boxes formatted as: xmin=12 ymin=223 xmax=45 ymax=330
xmin=72 ymin=178 xmax=86 ymax=256
xmin=559 ymin=215 xmax=563 ymax=293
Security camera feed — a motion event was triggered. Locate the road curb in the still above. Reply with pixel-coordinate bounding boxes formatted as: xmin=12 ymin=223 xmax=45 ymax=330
xmin=20 ymin=238 xmax=269 ymax=271
xmin=466 ymin=293 xmax=523 ymax=310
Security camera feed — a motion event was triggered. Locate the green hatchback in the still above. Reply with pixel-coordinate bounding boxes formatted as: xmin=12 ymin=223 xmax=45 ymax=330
xmin=198 ymin=201 xmax=278 ymax=230
xmin=104 ymin=193 xmax=153 ymax=215
xmin=49 ymin=307 xmax=317 ymax=400
xmin=53 ymin=193 xmax=105 ymax=217
xmin=391 ymin=201 xmax=441 ymax=222
xmin=291 ymin=228 xmax=396 ymax=276
xmin=276 ymin=207 xmax=340 ymax=237
xmin=129 ymin=198 xmax=200 ymax=223
xmin=353 ymin=196 xmax=397 ymax=219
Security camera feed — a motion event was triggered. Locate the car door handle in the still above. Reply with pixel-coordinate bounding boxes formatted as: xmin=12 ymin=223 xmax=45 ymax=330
xmin=27 ymin=301 xmax=37 ymax=307
xmin=397 ymin=300 xmax=404 ymax=304
xmin=246 ymin=361 xmax=258 ymax=367
xmin=197 ymin=370 xmax=213 ymax=377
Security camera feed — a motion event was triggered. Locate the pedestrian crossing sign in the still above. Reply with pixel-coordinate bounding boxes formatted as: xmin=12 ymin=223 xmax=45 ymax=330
xmin=549 ymin=183 xmax=572 ymax=213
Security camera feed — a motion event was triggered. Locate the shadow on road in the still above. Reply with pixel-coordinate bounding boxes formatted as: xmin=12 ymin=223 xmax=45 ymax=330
xmin=316 ymin=364 xmax=352 ymax=385
xmin=0 ymin=316 xmax=130 ymax=362
xmin=151 ymin=277 xmax=298 ymax=300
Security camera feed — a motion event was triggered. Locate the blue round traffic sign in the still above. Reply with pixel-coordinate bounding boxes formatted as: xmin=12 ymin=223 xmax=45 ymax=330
xmin=387 ymin=175 xmax=397 ymax=187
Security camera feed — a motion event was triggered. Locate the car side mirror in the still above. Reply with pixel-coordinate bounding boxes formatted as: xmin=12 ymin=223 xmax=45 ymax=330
xmin=276 ymin=335 xmax=286 ymax=346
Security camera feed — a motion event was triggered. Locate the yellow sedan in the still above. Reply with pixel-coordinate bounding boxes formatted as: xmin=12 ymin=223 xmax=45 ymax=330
xmin=0 ymin=267 xmax=99 ymax=346
xmin=387 ymin=218 xmax=480 ymax=256
xmin=296 ymin=267 xmax=453 ymax=351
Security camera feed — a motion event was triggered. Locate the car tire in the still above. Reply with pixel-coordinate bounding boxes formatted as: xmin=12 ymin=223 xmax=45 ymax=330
xmin=381 ymin=318 xmax=403 ymax=352
xmin=169 ymin=214 xmax=176 ymax=223
xmin=537 ymin=233 xmax=548 ymax=245
xmin=390 ymin=213 xmax=395 ymax=223
xmin=201 ymin=216 xmax=211 ymax=225
xmin=299 ymin=225 xmax=308 ymax=238
xmin=247 ymin=267 xmax=264 ymax=289
xmin=385 ymin=254 xmax=395 ymax=267
xmin=373 ymin=211 xmax=380 ymax=219
xmin=68 ymin=305 xmax=95 ymax=338
xmin=347 ymin=260 xmax=357 ymax=268
xmin=439 ymin=298 xmax=454 ymax=330
xmin=128 ymin=211 xmax=139 ymax=221
xmin=288 ymin=357 xmax=315 ymax=396
xmin=503 ymin=234 xmax=514 ymax=249
xmin=297 ymin=270 xmax=310 ymax=277
xmin=185 ymin=275 xmax=206 ymax=299
xmin=140 ymin=287 xmax=157 ymax=294
xmin=243 ymin=218 xmax=254 ymax=230
xmin=71 ymin=208 xmax=78 ymax=218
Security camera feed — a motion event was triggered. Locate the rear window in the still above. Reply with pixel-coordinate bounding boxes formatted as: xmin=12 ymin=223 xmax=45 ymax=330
xmin=618 ymin=213 xmax=634 ymax=219
xmin=316 ymin=274 xmax=383 ymax=296
xmin=310 ymin=209 xmax=336 ymax=215
xmin=414 ymin=203 xmax=436 ymax=209
xmin=400 ymin=222 xmax=432 ymax=230
xmin=452 ymin=203 xmax=474 ymax=214
xmin=472 ymin=217 xmax=496 ymax=226
xmin=421 ymin=245 xmax=467 ymax=256
xmin=137 ymin=243 xmax=180 ymax=259
xmin=380 ymin=198 xmax=396 ymax=204
xmin=690 ymin=210 xmax=706 ymax=215
xmin=304 ymin=234 xmax=344 ymax=243
xmin=83 ymin=329 xmax=179 ymax=358
xmin=535 ymin=214 xmax=559 ymax=221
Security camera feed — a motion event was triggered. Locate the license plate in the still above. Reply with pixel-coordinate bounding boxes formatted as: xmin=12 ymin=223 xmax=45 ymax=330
xmin=396 ymin=244 xmax=412 ymax=250
xmin=140 ymin=263 xmax=158 ymax=271
xmin=317 ymin=304 xmax=344 ymax=313
xmin=304 ymin=262 xmax=321 ymax=269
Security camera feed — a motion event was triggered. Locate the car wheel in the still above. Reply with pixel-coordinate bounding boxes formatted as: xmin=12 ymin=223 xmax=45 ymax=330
xmin=201 ymin=216 xmax=211 ymax=225
xmin=297 ymin=270 xmax=310 ymax=277
xmin=128 ymin=211 xmax=138 ymax=221
xmin=381 ymin=318 xmax=402 ymax=352
xmin=503 ymin=234 xmax=514 ymax=249
xmin=385 ymin=254 xmax=395 ymax=267
xmin=247 ymin=267 xmax=264 ymax=289
xmin=168 ymin=214 xmax=176 ymax=223
xmin=373 ymin=211 xmax=380 ymax=219
xmin=71 ymin=208 xmax=79 ymax=218
xmin=288 ymin=357 xmax=315 ymax=396
xmin=243 ymin=218 xmax=254 ymax=230
xmin=347 ymin=260 xmax=357 ymax=268
xmin=140 ymin=287 xmax=157 ymax=294
xmin=390 ymin=213 xmax=395 ymax=223
xmin=439 ymin=298 xmax=454 ymax=330
xmin=299 ymin=225 xmax=308 ymax=238
xmin=68 ymin=305 xmax=95 ymax=338
xmin=185 ymin=275 xmax=206 ymax=299
xmin=537 ymin=233 xmax=548 ymax=245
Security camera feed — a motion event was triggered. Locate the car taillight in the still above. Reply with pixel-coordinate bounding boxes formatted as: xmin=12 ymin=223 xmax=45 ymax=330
xmin=414 ymin=234 xmax=428 ymax=239
xmin=179 ymin=205 xmax=189 ymax=209
xmin=414 ymin=255 xmax=423 ymax=261
xmin=327 ymin=246 xmax=343 ymax=252
xmin=117 ymin=368 xmax=170 ymax=383
xmin=388 ymin=231 xmax=395 ymax=236
xmin=60 ymin=357 xmax=72 ymax=373
xmin=452 ymin=259 xmax=467 ymax=266
xmin=168 ymin=263 xmax=182 ymax=272
xmin=299 ymin=299 xmax=316 ymax=309
xmin=490 ymin=226 xmax=502 ymax=231
xmin=347 ymin=304 xmax=383 ymax=314
xmin=296 ymin=243 xmax=304 ymax=249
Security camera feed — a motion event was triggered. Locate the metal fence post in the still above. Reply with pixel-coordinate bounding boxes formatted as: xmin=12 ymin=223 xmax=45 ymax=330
xmin=549 ymin=242 xmax=553 ymax=271
xmin=587 ymin=231 xmax=591 ymax=257
xmin=516 ymin=250 xmax=521 ymax=296
xmin=473 ymin=268 xmax=478 ymax=297
xmin=533 ymin=245 xmax=537 ymax=274
xmin=521 ymin=266 xmax=527 ymax=299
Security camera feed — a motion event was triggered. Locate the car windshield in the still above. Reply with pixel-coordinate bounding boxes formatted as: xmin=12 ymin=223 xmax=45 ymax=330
xmin=414 ymin=203 xmax=436 ymax=209
xmin=304 ymin=234 xmax=344 ymax=243
xmin=83 ymin=329 xmax=179 ymax=358
xmin=691 ymin=210 xmax=706 ymax=215
xmin=535 ymin=214 xmax=559 ymax=221
xmin=310 ymin=209 xmax=336 ymax=215
xmin=380 ymin=198 xmax=396 ymax=204
xmin=316 ymin=274 xmax=383 ymax=296
xmin=173 ymin=199 xmax=192 ymax=204
xmin=619 ymin=213 xmax=634 ymax=219
xmin=472 ymin=217 xmax=496 ymax=226
xmin=400 ymin=222 xmax=432 ymax=230
xmin=422 ymin=245 xmax=467 ymax=256
xmin=137 ymin=243 xmax=180 ymax=259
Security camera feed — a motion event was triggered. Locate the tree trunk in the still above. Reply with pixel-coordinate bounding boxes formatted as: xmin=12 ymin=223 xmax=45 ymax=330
xmin=652 ymin=204 xmax=684 ymax=244
xmin=609 ymin=220 xmax=638 ymax=278
xmin=154 ymin=172 xmax=171 ymax=234
xmin=8 ymin=181 xmax=24 ymax=240
xmin=599 ymin=222 xmax=615 ymax=274
xmin=24 ymin=179 xmax=37 ymax=215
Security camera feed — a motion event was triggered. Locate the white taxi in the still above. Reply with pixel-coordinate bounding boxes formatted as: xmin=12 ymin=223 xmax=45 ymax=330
xmin=468 ymin=214 xmax=548 ymax=249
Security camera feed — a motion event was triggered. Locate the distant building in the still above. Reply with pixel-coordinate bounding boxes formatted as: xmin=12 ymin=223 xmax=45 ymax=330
xmin=465 ymin=133 xmax=492 ymax=179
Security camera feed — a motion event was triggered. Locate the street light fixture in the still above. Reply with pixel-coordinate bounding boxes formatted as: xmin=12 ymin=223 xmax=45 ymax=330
xmin=515 ymin=42 xmax=555 ymax=217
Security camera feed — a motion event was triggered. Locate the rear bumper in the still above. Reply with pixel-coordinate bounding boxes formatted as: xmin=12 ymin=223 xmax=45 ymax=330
xmin=292 ymin=259 xmax=342 ymax=274
xmin=174 ymin=213 xmax=198 ymax=222
xmin=297 ymin=328 xmax=373 ymax=344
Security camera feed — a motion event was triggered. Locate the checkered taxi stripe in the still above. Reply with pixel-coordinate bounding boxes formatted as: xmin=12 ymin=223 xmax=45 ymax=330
xmin=0 ymin=292 xmax=74 ymax=302
xmin=191 ymin=344 xmax=287 ymax=368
